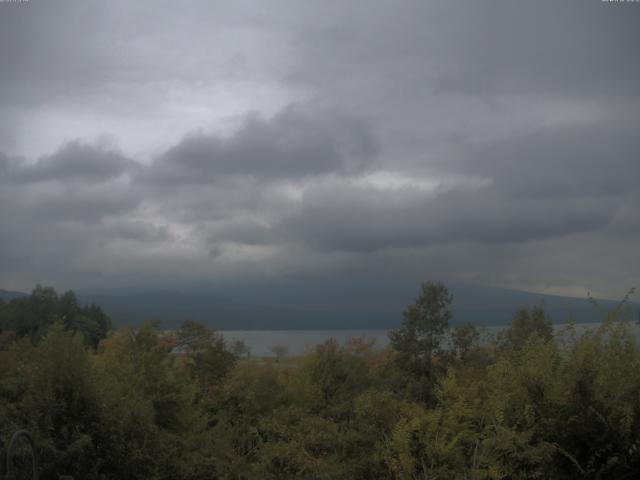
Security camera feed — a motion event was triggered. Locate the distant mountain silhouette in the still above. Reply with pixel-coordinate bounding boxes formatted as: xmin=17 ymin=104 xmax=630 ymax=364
xmin=3 ymin=284 xmax=638 ymax=330
xmin=0 ymin=289 xmax=28 ymax=301
xmin=76 ymin=283 xmax=640 ymax=329
xmin=78 ymin=290 xmax=343 ymax=330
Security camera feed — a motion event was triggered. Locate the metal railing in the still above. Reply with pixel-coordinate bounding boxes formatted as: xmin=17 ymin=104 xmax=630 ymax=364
xmin=2 ymin=430 xmax=38 ymax=480
xmin=1 ymin=430 xmax=75 ymax=480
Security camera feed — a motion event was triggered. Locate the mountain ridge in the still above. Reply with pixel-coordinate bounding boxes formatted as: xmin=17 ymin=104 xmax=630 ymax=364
xmin=3 ymin=283 xmax=638 ymax=330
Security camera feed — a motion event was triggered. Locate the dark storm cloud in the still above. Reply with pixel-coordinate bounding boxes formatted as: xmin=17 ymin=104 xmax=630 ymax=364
xmin=27 ymin=188 xmax=140 ymax=223
xmin=191 ymin=104 xmax=639 ymax=254
xmin=272 ymin=184 xmax=618 ymax=253
xmin=0 ymin=175 xmax=140 ymax=229
xmin=0 ymin=133 xmax=144 ymax=290
xmin=0 ymin=0 xmax=638 ymax=296
xmin=101 ymin=220 xmax=174 ymax=243
xmin=0 ymin=153 xmax=19 ymax=175
xmin=11 ymin=142 xmax=135 ymax=183
xmin=140 ymin=107 xmax=378 ymax=184
xmin=480 ymin=120 xmax=640 ymax=198
xmin=203 ymin=217 xmax=275 ymax=247
xmin=0 ymin=142 xmax=140 ymax=230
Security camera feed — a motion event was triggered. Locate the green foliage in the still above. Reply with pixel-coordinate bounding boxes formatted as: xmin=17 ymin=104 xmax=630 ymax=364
xmin=0 ymin=285 xmax=111 ymax=347
xmin=389 ymin=281 xmax=453 ymax=403
xmin=1 ymin=323 xmax=103 ymax=479
xmin=451 ymin=321 xmax=482 ymax=361
xmin=297 ymin=338 xmax=373 ymax=416
xmin=390 ymin=281 xmax=453 ymax=360
xmin=176 ymin=319 xmax=237 ymax=392
xmin=1 ymin=282 xmax=639 ymax=479
xmin=499 ymin=304 xmax=553 ymax=352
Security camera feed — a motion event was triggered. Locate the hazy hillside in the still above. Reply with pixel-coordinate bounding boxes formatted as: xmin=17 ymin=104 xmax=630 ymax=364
xmin=79 ymin=283 xmax=638 ymax=329
xmin=0 ymin=289 xmax=28 ymax=302
xmin=78 ymin=290 xmax=346 ymax=330
xmin=4 ymin=284 xmax=637 ymax=330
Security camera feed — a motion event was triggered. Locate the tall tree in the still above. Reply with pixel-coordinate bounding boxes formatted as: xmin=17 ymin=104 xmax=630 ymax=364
xmin=451 ymin=322 xmax=481 ymax=362
xmin=389 ymin=281 xmax=453 ymax=403
xmin=176 ymin=320 xmax=236 ymax=392
xmin=500 ymin=304 xmax=552 ymax=351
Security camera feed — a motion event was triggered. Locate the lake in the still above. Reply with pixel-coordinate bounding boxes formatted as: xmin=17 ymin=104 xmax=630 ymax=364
xmin=219 ymin=322 xmax=640 ymax=357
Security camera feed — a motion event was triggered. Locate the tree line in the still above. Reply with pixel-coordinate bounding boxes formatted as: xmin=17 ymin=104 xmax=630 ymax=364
xmin=1 ymin=282 xmax=639 ymax=479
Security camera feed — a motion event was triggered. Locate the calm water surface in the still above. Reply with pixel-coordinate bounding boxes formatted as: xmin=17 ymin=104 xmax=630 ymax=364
xmin=220 ymin=322 xmax=640 ymax=357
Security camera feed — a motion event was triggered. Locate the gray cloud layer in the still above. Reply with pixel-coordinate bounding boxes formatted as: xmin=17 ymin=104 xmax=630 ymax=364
xmin=141 ymin=107 xmax=377 ymax=184
xmin=0 ymin=0 xmax=638 ymax=297
xmin=10 ymin=142 xmax=134 ymax=184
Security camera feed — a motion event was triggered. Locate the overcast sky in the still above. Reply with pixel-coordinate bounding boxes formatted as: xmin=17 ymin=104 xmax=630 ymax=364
xmin=1 ymin=0 xmax=639 ymax=298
